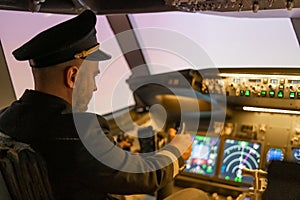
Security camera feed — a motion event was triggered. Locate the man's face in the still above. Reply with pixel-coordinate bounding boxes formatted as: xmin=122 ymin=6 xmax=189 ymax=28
xmin=72 ymin=60 xmax=100 ymax=112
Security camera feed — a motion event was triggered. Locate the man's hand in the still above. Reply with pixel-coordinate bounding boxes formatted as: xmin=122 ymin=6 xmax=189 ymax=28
xmin=119 ymin=140 xmax=132 ymax=149
xmin=167 ymin=128 xmax=177 ymax=143
xmin=181 ymin=143 xmax=192 ymax=161
xmin=169 ymin=134 xmax=192 ymax=161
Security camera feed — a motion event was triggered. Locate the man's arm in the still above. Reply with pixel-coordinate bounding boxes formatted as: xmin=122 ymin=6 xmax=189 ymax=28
xmin=71 ymin=113 xmax=189 ymax=195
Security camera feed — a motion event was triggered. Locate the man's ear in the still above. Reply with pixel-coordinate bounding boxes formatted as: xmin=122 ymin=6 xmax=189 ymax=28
xmin=65 ymin=66 xmax=79 ymax=88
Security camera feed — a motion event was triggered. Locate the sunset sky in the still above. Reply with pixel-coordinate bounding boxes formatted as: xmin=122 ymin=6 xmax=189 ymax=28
xmin=1 ymin=10 xmax=300 ymax=114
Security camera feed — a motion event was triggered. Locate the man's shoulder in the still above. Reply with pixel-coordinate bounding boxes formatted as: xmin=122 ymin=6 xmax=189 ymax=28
xmin=60 ymin=112 xmax=110 ymax=131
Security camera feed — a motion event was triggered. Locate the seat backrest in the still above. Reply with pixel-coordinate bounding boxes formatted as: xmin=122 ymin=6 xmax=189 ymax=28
xmin=262 ymin=160 xmax=300 ymax=200
xmin=0 ymin=133 xmax=55 ymax=200
xmin=0 ymin=167 xmax=11 ymax=200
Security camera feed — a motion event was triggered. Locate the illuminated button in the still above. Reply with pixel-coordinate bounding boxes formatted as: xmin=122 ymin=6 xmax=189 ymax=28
xmin=234 ymin=177 xmax=243 ymax=182
xmin=279 ymin=85 xmax=284 ymax=90
xmin=206 ymin=168 xmax=213 ymax=173
xmin=240 ymin=90 xmax=245 ymax=96
xmin=261 ymin=90 xmax=267 ymax=97
xmin=277 ymin=91 xmax=284 ymax=98
xmin=297 ymin=92 xmax=300 ymax=99
xmin=290 ymin=92 xmax=295 ymax=99
xmin=269 ymin=90 xmax=275 ymax=97
xmin=245 ymin=90 xmax=251 ymax=97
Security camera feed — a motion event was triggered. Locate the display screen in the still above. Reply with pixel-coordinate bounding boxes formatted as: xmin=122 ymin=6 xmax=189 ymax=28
xmin=249 ymin=79 xmax=261 ymax=83
xmin=220 ymin=139 xmax=261 ymax=184
xmin=184 ymin=135 xmax=219 ymax=176
xmin=234 ymin=78 xmax=241 ymax=83
xmin=266 ymin=148 xmax=284 ymax=163
xmin=291 ymin=148 xmax=300 ymax=163
xmin=270 ymin=79 xmax=278 ymax=84
xmin=291 ymin=80 xmax=300 ymax=84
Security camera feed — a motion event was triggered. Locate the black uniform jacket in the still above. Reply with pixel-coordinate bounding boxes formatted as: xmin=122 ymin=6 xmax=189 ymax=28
xmin=0 ymin=90 xmax=183 ymax=200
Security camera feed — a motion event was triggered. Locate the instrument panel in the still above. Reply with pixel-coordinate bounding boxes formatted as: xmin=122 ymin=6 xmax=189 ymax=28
xmin=177 ymin=111 xmax=300 ymax=199
xmin=220 ymin=139 xmax=261 ymax=184
xmin=127 ymin=68 xmax=300 ymax=199
xmin=201 ymin=73 xmax=300 ymax=99
xmin=174 ymin=68 xmax=300 ymax=199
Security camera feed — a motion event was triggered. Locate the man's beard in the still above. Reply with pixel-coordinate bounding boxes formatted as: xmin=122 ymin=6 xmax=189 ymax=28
xmin=72 ymin=93 xmax=90 ymax=112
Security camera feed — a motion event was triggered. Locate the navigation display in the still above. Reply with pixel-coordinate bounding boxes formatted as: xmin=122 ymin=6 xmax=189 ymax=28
xmin=184 ymin=135 xmax=220 ymax=176
xmin=220 ymin=139 xmax=261 ymax=184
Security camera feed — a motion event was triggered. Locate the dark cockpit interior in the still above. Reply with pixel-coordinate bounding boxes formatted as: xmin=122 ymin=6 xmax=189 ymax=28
xmin=1 ymin=1 xmax=300 ymax=200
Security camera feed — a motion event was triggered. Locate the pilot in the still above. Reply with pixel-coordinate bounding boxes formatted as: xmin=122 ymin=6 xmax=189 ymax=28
xmin=0 ymin=10 xmax=209 ymax=200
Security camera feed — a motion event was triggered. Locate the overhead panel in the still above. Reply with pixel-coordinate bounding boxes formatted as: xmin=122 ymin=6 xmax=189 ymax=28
xmin=0 ymin=0 xmax=300 ymax=15
xmin=165 ymin=0 xmax=300 ymax=13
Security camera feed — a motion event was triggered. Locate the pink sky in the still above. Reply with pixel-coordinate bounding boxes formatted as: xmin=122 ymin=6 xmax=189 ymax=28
xmin=1 ymin=10 xmax=300 ymax=114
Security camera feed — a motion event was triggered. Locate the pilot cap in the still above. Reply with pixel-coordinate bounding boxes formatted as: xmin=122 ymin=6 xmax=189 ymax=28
xmin=12 ymin=9 xmax=111 ymax=68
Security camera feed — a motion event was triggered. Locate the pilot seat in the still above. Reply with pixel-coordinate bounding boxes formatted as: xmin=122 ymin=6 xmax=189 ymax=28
xmin=0 ymin=132 xmax=55 ymax=200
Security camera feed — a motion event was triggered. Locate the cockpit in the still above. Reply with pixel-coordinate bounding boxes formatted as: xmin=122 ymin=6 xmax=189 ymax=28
xmin=1 ymin=2 xmax=300 ymax=199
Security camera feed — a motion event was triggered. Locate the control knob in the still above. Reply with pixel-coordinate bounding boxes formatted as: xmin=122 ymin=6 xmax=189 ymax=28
xmin=268 ymin=84 xmax=276 ymax=90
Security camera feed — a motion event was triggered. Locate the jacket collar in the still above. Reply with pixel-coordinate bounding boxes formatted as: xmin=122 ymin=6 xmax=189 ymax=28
xmin=20 ymin=89 xmax=72 ymax=113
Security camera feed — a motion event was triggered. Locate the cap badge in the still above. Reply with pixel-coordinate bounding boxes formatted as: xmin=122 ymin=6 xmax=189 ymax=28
xmin=74 ymin=44 xmax=100 ymax=59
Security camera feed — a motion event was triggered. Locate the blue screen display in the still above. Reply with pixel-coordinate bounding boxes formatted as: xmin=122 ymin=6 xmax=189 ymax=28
xmin=266 ymin=148 xmax=284 ymax=163
xmin=292 ymin=148 xmax=300 ymax=163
